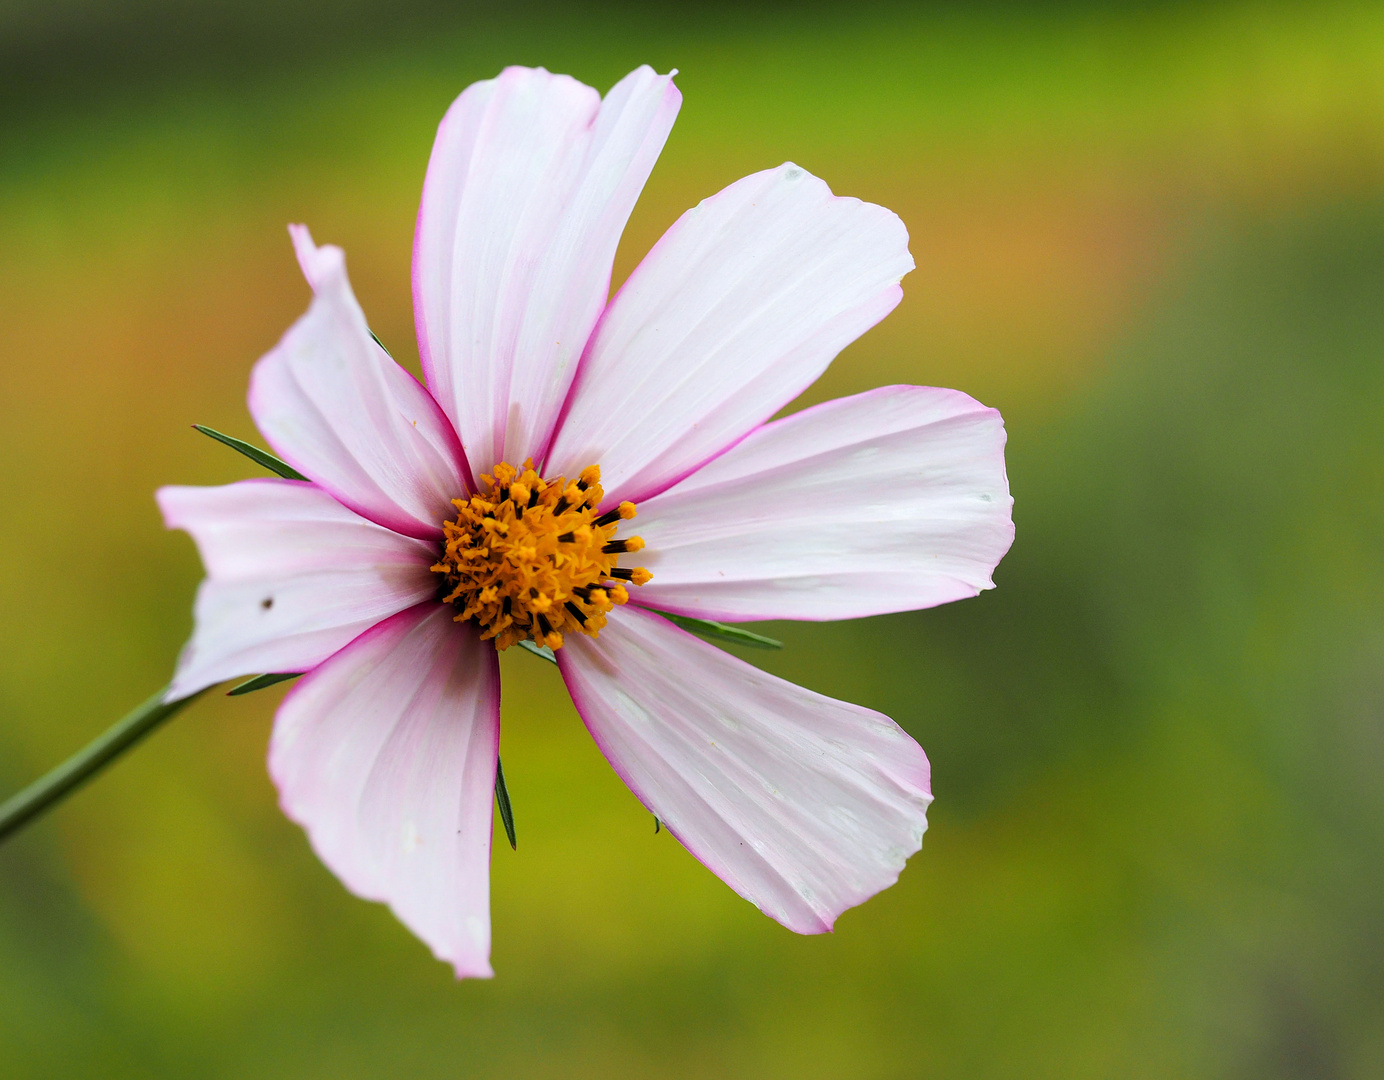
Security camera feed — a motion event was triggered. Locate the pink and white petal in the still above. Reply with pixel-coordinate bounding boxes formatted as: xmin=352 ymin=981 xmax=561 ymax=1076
xmin=544 ymin=163 xmax=913 ymax=506
xmin=414 ymin=65 xmax=681 ymax=478
xmin=631 ymin=385 xmax=1014 ymax=622
xmin=269 ymin=604 xmax=500 ymax=979
xmin=289 ymin=222 xmax=335 ymax=290
xmin=158 ymin=479 xmax=438 ymax=699
xmin=249 ymin=227 xmax=469 ymax=540
xmin=559 ymin=605 xmax=931 ymax=934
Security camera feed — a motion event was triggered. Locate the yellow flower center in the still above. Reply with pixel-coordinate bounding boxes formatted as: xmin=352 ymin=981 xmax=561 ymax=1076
xmin=432 ymin=460 xmax=651 ymax=651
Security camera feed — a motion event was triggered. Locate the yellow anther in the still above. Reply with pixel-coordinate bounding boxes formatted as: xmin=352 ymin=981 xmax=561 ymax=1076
xmin=432 ymin=459 xmax=651 ymax=650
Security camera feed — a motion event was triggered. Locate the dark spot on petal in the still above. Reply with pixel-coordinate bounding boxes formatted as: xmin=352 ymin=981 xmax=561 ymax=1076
xmin=261 ymin=597 xmax=274 ymax=610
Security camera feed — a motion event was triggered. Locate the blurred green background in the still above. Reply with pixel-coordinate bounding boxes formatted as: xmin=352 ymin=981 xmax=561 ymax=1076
xmin=3 ymin=1 xmax=1384 ymax=1076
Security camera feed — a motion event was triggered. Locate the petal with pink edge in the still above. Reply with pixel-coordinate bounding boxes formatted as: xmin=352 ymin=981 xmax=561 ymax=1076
xmin=544 ymin=163 xmax=913 ymax=506
xmin=631 ymin=385 xmax=1014 ymax=622
xmin=269 ymin=603 xmax=500 ymax=978
xmin=249 ymin=227 xmax=469 ymax=539
xmin=559 ymin=605 xmax=932 ymax=934
xmin=158 ymin=479 xmax=438 ymax=699
xmin=414 ymin=65 xmax=681 ymax=478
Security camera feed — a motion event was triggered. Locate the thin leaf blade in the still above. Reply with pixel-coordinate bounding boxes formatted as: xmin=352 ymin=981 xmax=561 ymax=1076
xmin=515 ymin=639 xmax=558 ymax=664
xmin=368 ymin=329 xmax=393 ymax=358
xmin=227 ymin=672 xmax=303 ymax=696
xmin=653 ymin=611 xmax=784 ymax=650
xmin=494 ymin=756 xmax=517 ymax=850
xmin=193 ymin=424 xmax=308 ymax=481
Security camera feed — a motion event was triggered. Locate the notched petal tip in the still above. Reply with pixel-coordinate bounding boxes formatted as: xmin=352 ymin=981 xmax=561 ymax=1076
xmin=766 ymin=161 xmax=914 ymax=280
xmin=287 ymin=223 xmax=345 ymax=293
xmin=449 ymin=958 xmax=496 ymax=981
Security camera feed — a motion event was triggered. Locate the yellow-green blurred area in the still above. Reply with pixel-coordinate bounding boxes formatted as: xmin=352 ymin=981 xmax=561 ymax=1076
xmin=3 ymin=0 xmax=1384 ymax=1075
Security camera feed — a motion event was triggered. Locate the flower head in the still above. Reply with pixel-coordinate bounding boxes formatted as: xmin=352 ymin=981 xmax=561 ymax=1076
xmin=432 ymin=460 xmax=643 ymax=650
xmin=159 ymin=65 xmax=1014 ymax=977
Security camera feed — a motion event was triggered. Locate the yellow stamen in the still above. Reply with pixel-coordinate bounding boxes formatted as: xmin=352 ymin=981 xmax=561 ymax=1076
xmin=431 ymin=460 xmax=651 ymax=650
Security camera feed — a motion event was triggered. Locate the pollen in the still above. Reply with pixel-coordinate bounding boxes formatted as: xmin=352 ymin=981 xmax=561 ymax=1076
xmin=431 ymin=460 xmax=650 ymax=651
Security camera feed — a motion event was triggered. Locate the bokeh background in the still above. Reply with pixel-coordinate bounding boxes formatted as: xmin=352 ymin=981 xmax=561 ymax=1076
xmin=2 ymin=1 xmax=1384 ymax=1076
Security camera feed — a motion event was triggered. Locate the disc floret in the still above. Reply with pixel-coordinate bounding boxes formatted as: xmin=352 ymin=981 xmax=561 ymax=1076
xmin=432 ymin=460 xmax=650 ymax=650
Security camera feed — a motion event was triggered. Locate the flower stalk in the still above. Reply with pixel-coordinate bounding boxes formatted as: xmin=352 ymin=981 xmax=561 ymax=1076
xmin=0 ymin=685 xmax=206 ymax=843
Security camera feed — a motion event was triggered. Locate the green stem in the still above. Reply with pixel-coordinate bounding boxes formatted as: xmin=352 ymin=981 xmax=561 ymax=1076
xmin=0 ymin=685 xmax=205 ymax=844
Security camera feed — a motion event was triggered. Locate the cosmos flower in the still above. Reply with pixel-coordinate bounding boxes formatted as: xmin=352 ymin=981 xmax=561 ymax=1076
xmin=157 ymin=65 xmax=1014 ymax=978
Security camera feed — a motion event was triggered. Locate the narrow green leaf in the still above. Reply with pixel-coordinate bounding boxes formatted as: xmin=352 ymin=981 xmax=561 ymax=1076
xmin=653 ymin=611 xmax=784 ymax=650
xmin=494 ymin=756 xmax=517 ymax=850
xmin=193 ymin=424 xmax=308 ymax=481
xmin=516 ymin=639 xmax=558 ymax=664
xmin=227 ymin=672 xmax=302 ymax=696
xmin=368 ymin=329 xmax=393 ymax=358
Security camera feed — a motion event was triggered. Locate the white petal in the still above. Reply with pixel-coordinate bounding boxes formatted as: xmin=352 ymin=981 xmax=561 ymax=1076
xmin=249 ymin=227 xmax=469 ymax=540
xmin=268 ymin=604 xmax=500 ymax=979
xmin=288 ymin=221 xmax=335 ymax=289
xmin=632 ymin=386 xmax=1014 ymax=621
xmin=159 ymin=479 xmax=438 ymax=699
xmin=559 ymin=606 xmax=932 ymax=933
xmin=544 ymin=163 xmax=913 ymax=505
xmin=413 ymin=65 xmax=681 ymax=477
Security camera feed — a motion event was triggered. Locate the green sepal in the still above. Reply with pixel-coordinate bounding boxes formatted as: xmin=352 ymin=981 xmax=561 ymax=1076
xmin=494 ymin=756 xmax=517 ymax=850
xmin=193 ymin=424 xmax=308 ymax=481
xmin=227 ymin=672 xmax=302 ymax=696
xmin=516 ymin=639 xmax=558 ymax=664
xmin=368 ymin=329 xmax=393 ymax=358
xmin=653 ymin=611 xmax=784 ymax=650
